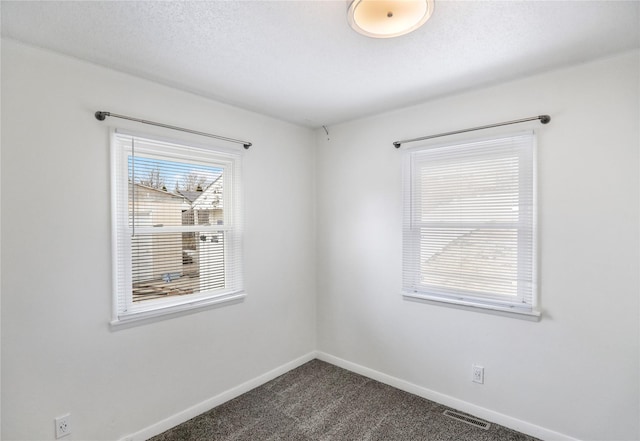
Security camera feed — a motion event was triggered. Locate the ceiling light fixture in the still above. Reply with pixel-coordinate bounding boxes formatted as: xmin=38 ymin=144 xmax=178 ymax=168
xmin=347 ymin=0 xmax=434 ymax=38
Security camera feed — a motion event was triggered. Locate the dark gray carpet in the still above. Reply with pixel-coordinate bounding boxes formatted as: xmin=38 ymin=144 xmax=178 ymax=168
xmin=150 ymin=359 xmax=540 ymax=441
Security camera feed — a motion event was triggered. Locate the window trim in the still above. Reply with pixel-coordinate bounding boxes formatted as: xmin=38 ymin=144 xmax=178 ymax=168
xmin=110 ymin=129 xmax=245 ymax=328
xmin=401 ymin=131 xmax=539 ymax=319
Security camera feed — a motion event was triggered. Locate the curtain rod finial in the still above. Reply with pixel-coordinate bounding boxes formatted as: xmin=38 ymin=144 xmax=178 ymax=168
xmin=243 ymin=143 xmax=252 ymax=149
xmin=393 ymin=142 xmax=401 ymax=148
xmin=95 ymin=111 xmax=109 ymax=121
xmin=540 ymin=115 xmax=551 ymax=124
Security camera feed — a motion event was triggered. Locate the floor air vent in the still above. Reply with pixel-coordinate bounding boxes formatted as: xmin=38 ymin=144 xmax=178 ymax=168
xmin=442 ymin=410 xmax=491 ymax=430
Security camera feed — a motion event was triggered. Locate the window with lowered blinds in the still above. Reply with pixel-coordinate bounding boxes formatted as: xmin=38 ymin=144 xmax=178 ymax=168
xmin=402 ymin=132 xmax=538 ymax=316
xmin=111 ymin=131 xmax=244 ymax=325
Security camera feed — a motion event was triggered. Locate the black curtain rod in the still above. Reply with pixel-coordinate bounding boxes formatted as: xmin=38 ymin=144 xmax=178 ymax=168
xmin=94 ymin=111 xmax=252 ymax=149
xmin=393 ymin=114 xmax=550 ymax=148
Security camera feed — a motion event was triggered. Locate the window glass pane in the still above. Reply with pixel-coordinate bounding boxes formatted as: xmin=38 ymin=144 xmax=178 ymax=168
xmin=131 ymin=232 xmax=225 ymax=302
xmin=127 ymin=154 xmax=226 ymax=304
xmin=129 ymin=156 xmax=224 ymax=228
xmin=418 ymin=154 xmax=519 ymax=224
xmin=419 ymin=227 xmax=518 ymax=297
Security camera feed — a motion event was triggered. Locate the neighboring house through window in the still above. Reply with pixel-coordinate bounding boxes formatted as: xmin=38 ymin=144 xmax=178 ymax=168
xmin=111 ymin=131 xmax=244 ymax=325
xmin=402 ymin=132 xmax=538 ymax=317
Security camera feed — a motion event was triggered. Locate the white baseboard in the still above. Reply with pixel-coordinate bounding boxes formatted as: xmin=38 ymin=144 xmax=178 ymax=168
xmin=120 ymin=350 xmax=579 ymax=441
xmin=118 ymin=351 xmax=317 ymax=441
xmin=316 ymin=351 xmax=580 ymax=441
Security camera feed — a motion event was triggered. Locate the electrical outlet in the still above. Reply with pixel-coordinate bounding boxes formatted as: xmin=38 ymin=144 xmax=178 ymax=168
xmin=472 ymin=365 xmax=484 ymax=384
xmin=55 ymin=414 xmax=71 ymax=438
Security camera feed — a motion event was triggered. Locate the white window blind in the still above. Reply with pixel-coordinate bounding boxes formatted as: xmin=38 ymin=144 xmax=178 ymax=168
xmin=111 ymin=131 xmax=244 ymax=324
xmin=402 ymin=132 xmax=537 ymax=315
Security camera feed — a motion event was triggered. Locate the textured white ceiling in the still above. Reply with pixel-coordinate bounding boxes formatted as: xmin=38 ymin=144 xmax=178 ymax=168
xmin=2 ymin=1 xmax=639 ymax=128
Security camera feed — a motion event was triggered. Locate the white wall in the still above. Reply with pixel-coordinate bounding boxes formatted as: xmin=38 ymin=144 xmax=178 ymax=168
xmin=2 ymin=38 xmax=639 ymax=441
xmin=316 ymin=50 xmax=639 ymax=441
xmin=1 ymin=39 xmax=316 ymax=440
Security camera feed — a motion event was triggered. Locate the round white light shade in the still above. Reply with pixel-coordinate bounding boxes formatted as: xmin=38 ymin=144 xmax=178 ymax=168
xmin=348 ymin=0 xmax=434 ymax=38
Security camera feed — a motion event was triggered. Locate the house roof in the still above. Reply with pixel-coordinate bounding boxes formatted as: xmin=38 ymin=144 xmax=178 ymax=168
xmin=176 ymin=191 xmax=202 ymax=204
xmin=191 ymin=176 xmax=223 ymax=211
xmin=172 ymin=174 xmax=223 ymax=209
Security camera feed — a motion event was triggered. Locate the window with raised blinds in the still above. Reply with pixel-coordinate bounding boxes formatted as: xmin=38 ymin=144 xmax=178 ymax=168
xmin=111 ymin=131 xmax=245 ymax=325
xmin=402 ymin=132 xmax=538 ymax=316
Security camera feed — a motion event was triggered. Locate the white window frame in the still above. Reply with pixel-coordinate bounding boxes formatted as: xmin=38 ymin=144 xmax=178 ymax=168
xmin=402 ymin=131 xmax=539 ymax=318
xmin=110 ymin=130 xmax=245 ymax=327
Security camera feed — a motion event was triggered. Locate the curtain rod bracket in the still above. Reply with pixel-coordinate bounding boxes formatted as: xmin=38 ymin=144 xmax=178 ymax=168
xmin=94 ymin=110 xmax=252 ymax=149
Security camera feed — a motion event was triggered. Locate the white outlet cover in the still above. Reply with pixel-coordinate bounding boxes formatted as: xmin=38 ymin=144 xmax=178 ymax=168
xmin=55 ymin=414 xmax=71 ymax=438
xmin=472 ymin=365 xmax=484 ymax=384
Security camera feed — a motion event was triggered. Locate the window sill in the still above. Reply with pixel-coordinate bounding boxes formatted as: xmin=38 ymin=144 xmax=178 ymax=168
xmin=110 ymin=291 xmax=246 ymax=330
xmin=402 ymin=292 xmax=541 ymax=322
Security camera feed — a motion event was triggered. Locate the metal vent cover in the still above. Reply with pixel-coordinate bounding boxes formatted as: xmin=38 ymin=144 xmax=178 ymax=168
xmin=443 ymin=410 xmax=491 ymax=430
